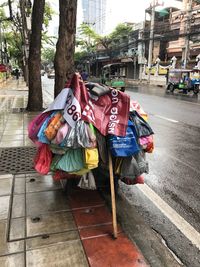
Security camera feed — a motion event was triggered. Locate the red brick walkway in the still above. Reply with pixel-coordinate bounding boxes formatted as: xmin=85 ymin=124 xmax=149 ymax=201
xmin=69 ymin=188 xmax=149 ymax=267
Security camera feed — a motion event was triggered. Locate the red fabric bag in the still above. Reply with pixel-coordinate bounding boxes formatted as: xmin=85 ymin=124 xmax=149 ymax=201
xmin=66 ymin=73 xmax=130 ymax=136
xmin=34 ymin=144 xmax=52 ymax=175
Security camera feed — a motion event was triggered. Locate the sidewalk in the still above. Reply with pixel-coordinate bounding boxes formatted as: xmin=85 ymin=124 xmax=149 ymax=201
xmin=0 ymin=78 xmax=181 ymax=267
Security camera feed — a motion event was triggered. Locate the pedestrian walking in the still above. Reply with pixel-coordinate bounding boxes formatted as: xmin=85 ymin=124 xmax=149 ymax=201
xmin=14 ymin=68 xmax=20 ymax=80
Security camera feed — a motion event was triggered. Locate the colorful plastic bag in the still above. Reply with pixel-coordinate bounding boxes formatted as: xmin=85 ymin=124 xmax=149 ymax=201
xmin=108 ymin=120 xmax=140 ymax=157
xmin=129 ymin=111 xmax=154 ymax=138
xmin=37 ymin=112 xmax=56 ymax=144
xmin=28 ymin=111 xmax=51 ymax=143
xmin=34 ymin=144 xmax=52 ymax=175
xmin=84 ymin=148 xmax=99 ymax=169
xmin=45 ymin=112 xmax=64 ymax=140
xmin=78 ymin=171 xmax=96 ymax=190
xmin=54 ymin=123 xmax=69 ymax=144
xmin=56 ymin=148 xmax=84 ymax=172
xmin=120 ymin=151 xmax=148 ymax=180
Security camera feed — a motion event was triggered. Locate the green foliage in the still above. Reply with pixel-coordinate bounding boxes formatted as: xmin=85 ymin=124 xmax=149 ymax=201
xmin=43 ymin=2 xmax=56 ymax=30
xmin=41 ymin=47 xmax=55 ymax=63
xmin=77 ymin=22 xmax=133 ymax=53
xmin=77 ymin=23 xmax=100 ymax=51
xmin=41 ymin=2 xmax=57 ymax=49
xmin=74 ymin=51 xmax=88 ymax=62
xmin=5 ymin=30 xmax=23 ymax=65
xmin=109 ymin=23 xmax=132 ymax=40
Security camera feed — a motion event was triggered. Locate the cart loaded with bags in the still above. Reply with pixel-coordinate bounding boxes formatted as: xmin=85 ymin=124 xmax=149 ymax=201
xmin=28 ymin=72 xmax=154 ymax=238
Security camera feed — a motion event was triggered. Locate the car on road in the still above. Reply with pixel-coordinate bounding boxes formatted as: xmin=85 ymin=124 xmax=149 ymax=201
xmin=47 ymin=69 xmax=55 ymax=79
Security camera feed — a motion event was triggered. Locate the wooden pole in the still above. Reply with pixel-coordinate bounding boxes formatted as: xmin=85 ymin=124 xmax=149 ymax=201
xmin=108 ymin=150 xmax=118 ymax=239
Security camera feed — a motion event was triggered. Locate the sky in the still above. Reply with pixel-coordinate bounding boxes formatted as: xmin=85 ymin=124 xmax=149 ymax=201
xmin=0 ymin=0 xmax=183 ymax=36
xmin=104 ymin=0 xmax=182 ymax=34
xmin=105 ymin=0 xmax=149 ymax=34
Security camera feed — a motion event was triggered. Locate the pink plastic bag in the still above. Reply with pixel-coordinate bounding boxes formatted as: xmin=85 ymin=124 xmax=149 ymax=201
xmin=34 ymin=144 xmax=52 ymax=175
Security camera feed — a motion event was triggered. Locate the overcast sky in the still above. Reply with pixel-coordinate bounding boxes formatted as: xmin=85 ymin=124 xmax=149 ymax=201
xmin=0 ymin=0 xmax=183 ymax=36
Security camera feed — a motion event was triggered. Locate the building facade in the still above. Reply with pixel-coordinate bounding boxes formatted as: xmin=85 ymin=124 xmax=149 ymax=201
xmin=81 ymin=0 xmax=106 ymax=35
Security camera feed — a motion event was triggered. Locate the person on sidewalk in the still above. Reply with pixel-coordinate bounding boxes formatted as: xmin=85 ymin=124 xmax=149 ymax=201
xmin=81 ymin=70 xmax=89 ymax=82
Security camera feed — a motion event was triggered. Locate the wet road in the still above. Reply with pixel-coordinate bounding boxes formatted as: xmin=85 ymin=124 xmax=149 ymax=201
xmin=42 ymin=78 xmax=200 ymax=266
xmin=124 ymin=85 xmax=200 ymax=267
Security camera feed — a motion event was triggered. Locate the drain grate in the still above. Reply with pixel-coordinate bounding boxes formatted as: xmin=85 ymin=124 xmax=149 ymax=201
xmin=0 ymin=147 xmax=36 ymax=174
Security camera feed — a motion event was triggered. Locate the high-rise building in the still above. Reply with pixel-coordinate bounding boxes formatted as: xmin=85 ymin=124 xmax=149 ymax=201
xmin=82 ymin=0 xmax=106 ymax=35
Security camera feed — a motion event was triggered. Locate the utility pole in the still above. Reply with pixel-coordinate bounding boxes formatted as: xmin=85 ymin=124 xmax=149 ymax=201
xmin=147 ymin=0 xmax=155 ymax=84
xmin=183 ymin=0 xmax=193 ymax=69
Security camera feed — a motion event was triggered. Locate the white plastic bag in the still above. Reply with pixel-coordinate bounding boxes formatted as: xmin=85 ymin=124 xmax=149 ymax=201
xmin=78 ymin=171 xmax=96 ymax=190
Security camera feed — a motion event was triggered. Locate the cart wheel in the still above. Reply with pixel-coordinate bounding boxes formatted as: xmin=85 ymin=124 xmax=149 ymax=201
xmin=169 ymin=84 xmax=174 ymax=92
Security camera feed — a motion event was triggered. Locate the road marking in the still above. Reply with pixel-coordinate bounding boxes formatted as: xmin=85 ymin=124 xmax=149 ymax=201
xmin=136 ymin=183 xmax=200 ymax=250
xmin=154 ymin=115 xmax=179 ymax=123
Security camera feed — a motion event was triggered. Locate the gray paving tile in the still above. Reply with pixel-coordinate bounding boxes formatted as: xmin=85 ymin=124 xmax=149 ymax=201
xmin=15 ymin=174 xmax=26 ymax=179
xmin=12 ymin=194 xmax=25 ymax=218
xmin=0 ymin=174 xmax=13 ymax=180
xmin=0 ymin=178 xmax=12 ymax=196
xmin=1 ymin=135 xmax=24 ymax=141
xmin=0 ymin=140 xmax=24 ymax=147
xmin=26 ymin=173 xmax=50 ymax=178
xmin=26 ymin=240 xmax=88 ymax=267
xmin=26 ymin=175 xmax=61 ymax=193
xmin=3 ymin=130 xmax=23 ymax=135
xmin=24 ymin=139 xmax=34 ymax=146
xmin=0 ymin=196 xmax=10 ymax=220
xmin=5 ymin=123 xmax=23 ymax=128
xmin=26 ymin=191 xmax=70 ymax=216
xmin=14 ymin=178 xmax=25 ymax=194
xmin=26 ymin=231 xmax=80 ymax=250
xmin=0 ymin=220 xmax=24 ymax=256
xmin=0 ymin=253 xmax=24 ymax=267
xmin=27 ymin=211 xmax=76 ymax=237
xmin=9 ymin=217 xmax=25 ymax=240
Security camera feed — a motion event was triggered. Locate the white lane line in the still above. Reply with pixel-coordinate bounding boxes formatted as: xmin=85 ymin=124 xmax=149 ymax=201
xmin=136 ymin=183 xmax=200 ymax=250
xmin=154 ymin=115 xmax=179 ymax=123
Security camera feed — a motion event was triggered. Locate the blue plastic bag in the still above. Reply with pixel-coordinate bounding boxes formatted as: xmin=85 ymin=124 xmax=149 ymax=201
xmin=108 ymin=120 xmax=140 ymax=157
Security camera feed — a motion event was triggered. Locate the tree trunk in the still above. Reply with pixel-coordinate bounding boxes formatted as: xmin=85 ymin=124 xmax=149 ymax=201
xmin=19 ymin=0 xmax=31 ymax=86
xmin=54 ymin=0 xmax=77 ymax=97
xmin=27 ymin=0 xmax=45 ymax=111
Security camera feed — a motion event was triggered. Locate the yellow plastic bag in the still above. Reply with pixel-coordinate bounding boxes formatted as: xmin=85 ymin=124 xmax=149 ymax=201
xmin=84 ymin=148 xmax=99 ymax=169
xmin=70 ymin=148 xmax=99 ymax=175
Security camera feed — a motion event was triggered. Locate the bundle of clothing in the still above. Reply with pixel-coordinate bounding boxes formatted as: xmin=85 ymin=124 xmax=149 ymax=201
xmin=28 ymin=73 xmax=154 ymax=190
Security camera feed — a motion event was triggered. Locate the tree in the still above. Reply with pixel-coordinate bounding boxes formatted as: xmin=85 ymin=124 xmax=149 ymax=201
xmin=76 ymin=23 xmax=133 ymax=67
xmin=54 ymin=0 xmax=77 ymax=97
xmin=27 ymin=0 xmax=45 ymax=111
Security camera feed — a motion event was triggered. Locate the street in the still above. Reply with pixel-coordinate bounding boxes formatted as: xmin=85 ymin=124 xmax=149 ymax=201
xmin=41 ymin=76 xmax=200 ymax=266
xmin=125 ymin=85 xmax=200 ymax=267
